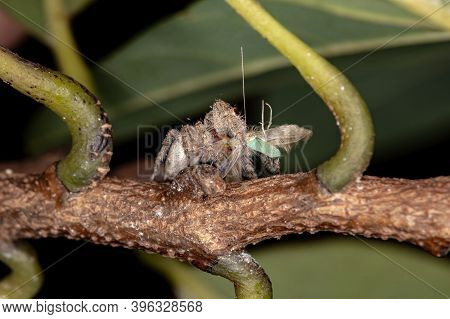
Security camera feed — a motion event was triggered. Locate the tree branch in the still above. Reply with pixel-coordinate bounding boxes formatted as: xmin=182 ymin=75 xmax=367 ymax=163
xmin=1 ymin=164 xmax=449 ymax=273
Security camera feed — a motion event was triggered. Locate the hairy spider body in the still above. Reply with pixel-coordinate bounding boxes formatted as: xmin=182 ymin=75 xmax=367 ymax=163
xmin=151 ymin=100 xmax=256 ymax=182
xmin=151 ymin=100 xmax=311 ymax=182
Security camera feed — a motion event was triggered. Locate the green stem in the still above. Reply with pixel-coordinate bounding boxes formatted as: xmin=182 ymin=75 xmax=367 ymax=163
xmin=210 ymin=252 xmax=273 ymax=299
xmin=43 ymin=0 xmax=96 ymax=92
xmin=0 ymin=242 xmax=43 ymax=299
xmin=0 ymin=46 xmax=112 ymax=191
xmin=226 ymin=0 xmax=374 ymax=192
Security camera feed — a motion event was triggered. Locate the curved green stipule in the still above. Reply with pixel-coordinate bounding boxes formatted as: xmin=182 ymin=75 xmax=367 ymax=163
xmin=210 ymin=252 xmax=273 ymax=299
xmin=0 ymin=46 xmax=112 ymax=192
xmin=226 ymin=0 xmax=374 ymax=192
xmin=0 ymin=241 xmax=43 ymax=299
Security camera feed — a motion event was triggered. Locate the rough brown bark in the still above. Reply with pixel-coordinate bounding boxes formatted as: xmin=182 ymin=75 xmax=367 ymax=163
xmin=0 ymin=164 xmax=449 ymax=271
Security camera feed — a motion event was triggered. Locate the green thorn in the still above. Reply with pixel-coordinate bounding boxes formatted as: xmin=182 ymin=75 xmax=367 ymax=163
xmin=0 ymin=46 xmax=112 ymax=191
xmin=227 ymin=0 xmax=374 ymax=192
xmin=210 ymin=251 xmax=273 ymax=299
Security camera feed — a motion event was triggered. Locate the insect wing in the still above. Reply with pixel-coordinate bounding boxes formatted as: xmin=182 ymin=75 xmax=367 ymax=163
xmin=247 ymin=137 xmax=281 ymax=158
xmin=259 ymin=125 xmax=311 ymax=151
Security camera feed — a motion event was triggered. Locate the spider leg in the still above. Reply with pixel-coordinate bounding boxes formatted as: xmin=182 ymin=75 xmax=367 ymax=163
xmin=242 ymin=146 xmax=257 ymax=179
xmin=221 ymin=140 xmax=242 ymax=182
xmin=151 ymin=129 xmax=185 ymax=181
xmin=260 ymin=153 xmax=280 ymax=176
xmin=164 ymin=133 xmax=189 ymax=180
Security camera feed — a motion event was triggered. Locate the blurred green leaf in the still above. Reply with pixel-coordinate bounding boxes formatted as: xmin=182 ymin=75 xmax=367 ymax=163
xmin=24 ymin=0 xmax=450 ymax=158
xmin=140 ymin=236 xmax=450 ymax=298
xmin=390 ymin=0 xmax=450 ymax=31
xmin=262 ymin=42 xmax=450 ymax=168
xmin=279 ymin=0 xmax=434 ymax=27
xmin=93 ymin=0 xmax=448 ymax=123
xmin=138 ymin=253 xmax=224 ymax=299
xmin=0 ymin=0 xmax=92 ymax=43
xmin=26 ymin=41 xmax=450 ymax=169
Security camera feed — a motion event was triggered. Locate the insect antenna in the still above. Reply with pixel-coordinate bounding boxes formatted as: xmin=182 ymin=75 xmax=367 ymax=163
xmin=241 ymin=46 xmax=247 ymax=124
xmin=260 ymin=100 xmax=273 ymax=137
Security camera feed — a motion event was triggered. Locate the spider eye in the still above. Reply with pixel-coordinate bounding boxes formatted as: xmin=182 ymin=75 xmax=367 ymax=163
xmin=226 ymin=130 xmax=235 ymax=138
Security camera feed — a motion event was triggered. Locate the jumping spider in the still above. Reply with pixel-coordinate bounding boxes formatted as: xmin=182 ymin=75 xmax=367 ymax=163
xmin=151 ymin=100 xmax=311 ymax=182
